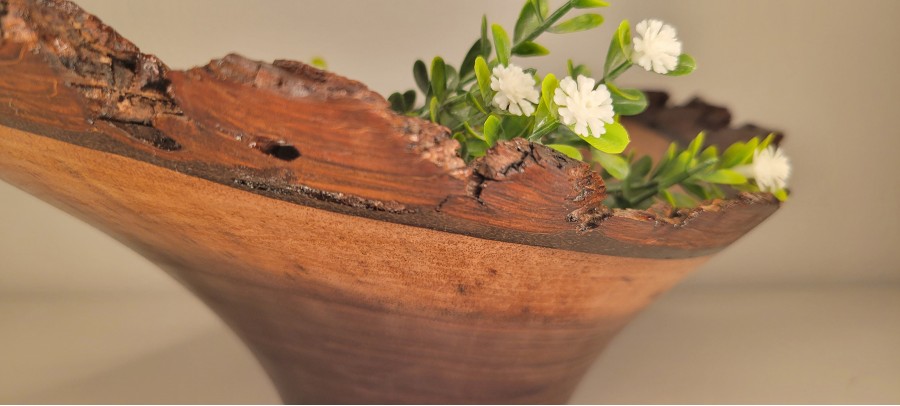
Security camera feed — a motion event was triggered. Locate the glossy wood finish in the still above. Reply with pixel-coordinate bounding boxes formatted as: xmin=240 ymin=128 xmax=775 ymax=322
xmin=0 ymin=0 xmax=781 ymax=403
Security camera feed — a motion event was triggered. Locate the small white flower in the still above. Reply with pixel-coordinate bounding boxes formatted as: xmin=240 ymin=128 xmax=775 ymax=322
xmin=633 ymin=19 xmax=683 ymax=74
xmin=745 ymin=146 xmax=791 ymax=193
xmin=553 ymin=75 xmax=615 ymax=138
xmin=490 ymin=64 xmax=539 ymax=116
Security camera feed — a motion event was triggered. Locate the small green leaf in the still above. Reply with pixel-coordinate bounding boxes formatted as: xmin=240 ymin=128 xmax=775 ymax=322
xmin=664 ymin=190 xmax=697 ymax=208
xmin=578 ymin=122 xmax=630 ymax=153
xmin=466 ymin=138 xmax=490 ymax=158
xmin=445 ymin=65 xmax=459 ymax=92
xmin=682 ymin=182 xmax=710 ymax=200
xmin=665 ymin=53 xmax=697 ymax=76
xmin=511 ymin=41 xmax=550 ymax=57
xmin=429 ymin=96 xmax=439 ymax=122
xmin=687 ymin=132 xmax=706 ymax=158
xmin=659 ymin=189 xmax=677 ymax=207
xmin=573 ymin=0 xmax=610 ymax=8
xmin=607 ymin=83 xmax=648 ymax=116
xmin=430 ymin=57 xmax=447 ymax=101
xmin=604 ymin=20 xmax=632 ymax=79
xmin=721 ymin=138 xmax=760 ymax=168
xmin=629 ymin=155 xmax=652 ymax=180
xmin=540 ymin=73 xmax=558 ymax=108
xmin=467 ymin=92 xmax=488 ymax=114
xmin=474 ymin=56 xmax=492 ymax=100
xmin=699 ymin=145 xmax=718 ymax=162
xmin=413 ymin=60 xmax=429 ymax=94
xmin=480 ymin=15 xmax=492 ymax=59
xmin=593 ymin=150 xmax=630 ymax=179
xmin=500 ymin=115 xmax=531 ymax=140
xmin=483 ymin=115 xmax=501 ymax=146
xmin=547 ymin=144 xmax=583 ymax=161
xmin=459 ymin=40 xmax=481 ymax=80
xmin=698 ymin=169 xmax=748 ymax=185
xmin=310 ymin=57 xmax=328 ymax=70
xmin=567 ymin=59 xmax=592 ymax=78
xmin=773 ymin=188 xmax=789 ymax=201
xmin=388 ymin=92 xmax=405 ymax=113
xmin=548 ymin=13 xmax=604 ymax=34
xmin=463 ymin=121 xmax=484 ymax=140
xmin=492 ymin=24 xmax=512 ymax=66
xmin=759 ymin=133 xmax=777 ymax=150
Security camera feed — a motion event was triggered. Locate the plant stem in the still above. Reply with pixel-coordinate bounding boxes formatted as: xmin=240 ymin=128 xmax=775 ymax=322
xmin=602 ymin=60 xmax=632 ymax=84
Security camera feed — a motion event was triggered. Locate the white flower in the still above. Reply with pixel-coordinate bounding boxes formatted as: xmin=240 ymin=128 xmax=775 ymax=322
xmin=490 ymin=64 xmax=539 ymax=116
xmin=633 ymin=19 xmax=683 ymax=74
xmin=553 ymin=75 xmax=615 ymax=138
xmin=744 ymin=146 xmax=791 ymax=193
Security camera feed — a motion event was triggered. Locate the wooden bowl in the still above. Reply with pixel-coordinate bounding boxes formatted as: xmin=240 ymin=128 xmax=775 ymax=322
xmin=0 ymin=0 xmax=780 ymax=403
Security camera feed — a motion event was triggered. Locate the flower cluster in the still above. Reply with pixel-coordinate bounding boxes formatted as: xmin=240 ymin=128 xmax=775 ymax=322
xmin=387 ymin=0 xmax=790 ymax=208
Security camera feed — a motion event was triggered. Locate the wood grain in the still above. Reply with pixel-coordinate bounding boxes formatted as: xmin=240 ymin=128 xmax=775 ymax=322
xmin=0 ymin=0 xmax=784 ymax=403
xmin=0 ymin=124 xmax=706 ymax=403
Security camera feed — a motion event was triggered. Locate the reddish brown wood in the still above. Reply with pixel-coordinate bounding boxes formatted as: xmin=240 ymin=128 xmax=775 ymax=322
xmin=0 ymin=0 xmax=783 ymax=403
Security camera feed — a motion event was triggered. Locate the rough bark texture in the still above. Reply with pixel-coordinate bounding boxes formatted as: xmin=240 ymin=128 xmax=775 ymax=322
xmin=0 ymin=0 xmax=780 ymax=259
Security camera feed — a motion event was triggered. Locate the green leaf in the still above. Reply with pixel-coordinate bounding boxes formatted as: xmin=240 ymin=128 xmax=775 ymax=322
xmin=720 ymin=142 xmax=747 ymax=168
xmin=593 ymin=150 xmax=630 ymax=179
xmin=388 ymin=90 xmax=417 ymax=113
xmin=388 ymin=92 xmax=405 ymax=113
xmin=474 ymin=56 xmax=492 ymax=101
xmin=491 ymin=24 xmax=512 ymax=66
xmin=445 ymin=65 xmax=459 ymax=93
xmin=699 ymin=145 xmax=718 ymax=162
xmin=500 ymin=115 xmax=531 ymax=140
xmin=604 ymin=20 xmax=632 ymax=79
xmin=310 ymin=57 xmax=327 ymax=69
xmin=759 ymin=133 xmax=777 ymax=150
xmin=607 ymin=83 xmax=648 ymax=116
xmin=547 ymin=144 xmax=583 ymax=160
xmin=567 ymin=59 xmax=592 ymax=78
xmin=665 ymin=53 xmax=697 ymax=76
xmin=511 ymin=41 xmax=550 ymax=57
xmin=629 ymin=155 xmax=652 ymax=180
xmin=773 ymin=188 xmax=789 ymax=201
xmin=429 ymin=96 xmax=439 ymax=122
xmin=682 ymin=182 xmax=710 ymax=200
xmin=651 ymin=142 xmax=678 ymax=178
xmin=659 ymin=189 xmax=677 ymax=207
xmin=573 ymin=0 xmax=610 ymax=8
xmin=430 ymin=57 xmax=447 ymax=101
xmin=659 ymin=189 xmax=699 ymax=208
xmin=459 ymin=40 xmax=481 ymax=80
xmin=413 ymin=60 xmax=429 ymax=94
xmin=514 ymin=0 xmax=543 ymax=43
xmin=720 ymin=138 xmax=759 ymax=168
xmin=466 ymin=137 xmax=490 ymax=158
xmin=698 ymin=169 xmax=748 ymax=185
xmin=480 ymin=15 xmax=492 ymax=59
xmin=467 ymin=92 xmax=488 ymax=114
xmin=540 ymin=73 xmax=558 ymax=108
xmin=548 ymin=13 xmax=604 ymax=34
xmin=578 ymin=122 xmax=630 ymax=153
xmin=483 ymin=115 xmax=501 ymax=146
xmin=687 ymin=132 xmax=706 ymax=158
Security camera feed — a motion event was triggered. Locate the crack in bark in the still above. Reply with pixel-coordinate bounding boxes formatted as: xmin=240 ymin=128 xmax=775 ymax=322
xmin=17 ymin=0 xmax=182 ymax=124
xmin=232 ymin=177 xmax=415 ymax=215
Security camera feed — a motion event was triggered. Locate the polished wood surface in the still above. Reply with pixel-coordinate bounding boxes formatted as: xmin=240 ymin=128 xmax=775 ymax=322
xmin=0 ymin=0 xmax=781 ymax=403
xmin=0 ymin=124 xmax=707 ymax=403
